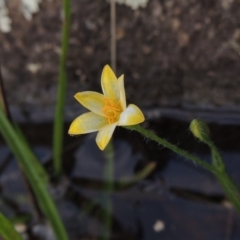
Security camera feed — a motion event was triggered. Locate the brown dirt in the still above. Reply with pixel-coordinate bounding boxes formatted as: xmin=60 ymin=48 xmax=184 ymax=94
xmin=1 ymin=0 xmax=240 ymax=122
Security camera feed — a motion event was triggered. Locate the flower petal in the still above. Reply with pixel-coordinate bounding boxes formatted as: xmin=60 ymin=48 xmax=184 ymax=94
xmin=118 ymin=74 xmax=126 ymax=110
xmin=118 ymin=104 xmax=145 ymax=126
xmin=96 ymin=123 xmax=117 ymax=150
xmin=101 ymin=65 xmax=120 ymax=100
xmin=74 ymin=91 xmax=105 ymax=116
xmin=68 ymin=112 xmax=108 ymax=135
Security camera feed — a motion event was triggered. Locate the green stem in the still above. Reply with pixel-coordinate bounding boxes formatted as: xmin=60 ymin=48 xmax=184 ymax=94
xmin=101 ymin=142 xmax=114 ymax=240
xmin=205 ymin=139 xmax=225 ymax=171
xmin=215 ymin=170 xmax=240 ymax=213
xmin=53 ymin=0 xmax=71 ymax=177
xmin=0 ymin=65 xmax=11 ymax=121
xmin=125 ymin=124 xmax=215 ymax=172
xmin=125 ymin=124 xmax=240 ymax=214
xmin=110 ymin=0 xmax=116 ymax=72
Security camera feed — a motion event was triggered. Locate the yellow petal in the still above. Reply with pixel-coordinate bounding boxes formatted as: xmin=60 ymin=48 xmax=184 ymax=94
xmin=68 ymin=112 xmax=108 ymax=135
xmin=74 ymin=91 xmax=105 ymax=116
xmin=118 ymin=104 xmax=145 ymax=126
xmin=101 ymin=65 xmax=120 ymax=100
xmin=118 ymin=74 xmax=126 ymax=110
xmin=96 ymin=123 xmax=117 ymax=150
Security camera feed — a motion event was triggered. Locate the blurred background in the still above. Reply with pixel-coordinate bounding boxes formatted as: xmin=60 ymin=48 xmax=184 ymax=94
xmin=1 ymin=0 xmax=240 ymax=239
xmin=1 ymin=0 xmax=240 ymax=122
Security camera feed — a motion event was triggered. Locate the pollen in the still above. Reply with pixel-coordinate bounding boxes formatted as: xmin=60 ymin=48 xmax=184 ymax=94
xmin=101 ymin=98 xmax=122 ymax=124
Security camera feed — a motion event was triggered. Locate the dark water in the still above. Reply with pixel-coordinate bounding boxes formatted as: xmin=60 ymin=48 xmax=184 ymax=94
xmin=0 ymin=115 xmax=240 ymax=240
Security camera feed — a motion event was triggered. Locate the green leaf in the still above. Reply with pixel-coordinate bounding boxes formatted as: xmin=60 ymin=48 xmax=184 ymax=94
xmin=0 ymin=212 xmax=24 ymax=240
xmin=0 ymin=108 xmax=69 ymax=240
xmin=13 ymin=123 xmax=48 ymax=183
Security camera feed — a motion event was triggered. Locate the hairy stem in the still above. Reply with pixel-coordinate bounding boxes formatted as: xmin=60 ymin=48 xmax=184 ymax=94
xmin=125 ymin=124 xmax=215 ymax=172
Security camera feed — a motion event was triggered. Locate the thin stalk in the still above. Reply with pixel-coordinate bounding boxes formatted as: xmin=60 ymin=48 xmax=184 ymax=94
xmin=0 ymin=62 xmax=11 ymax=121
xmin=205 ymin=139 xmax=225 ymax=171
xmin=53 ymin=0 xmax=71 ymax=177
xmin=125 ymin=124 xmax=240 ymax=214
xmin=215 ymin=170 xmax=240 ymax=214
xmin=110 ymin=0 xmax=116 ymax=72
xmin=101 ymin=142 xmax=114 ymax=240
xmin=125 ymin=124 xmax=215 ymax=172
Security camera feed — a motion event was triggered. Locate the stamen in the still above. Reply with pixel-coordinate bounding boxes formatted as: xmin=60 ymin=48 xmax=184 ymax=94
xmin=101 ymin=98 xmax=122 ymax=124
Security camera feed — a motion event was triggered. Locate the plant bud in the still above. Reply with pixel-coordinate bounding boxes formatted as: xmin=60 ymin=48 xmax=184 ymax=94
xmin=190 ymin=119 xmax=210 ymax=142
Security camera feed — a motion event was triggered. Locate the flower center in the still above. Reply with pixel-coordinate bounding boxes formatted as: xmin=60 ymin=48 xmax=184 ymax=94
xmin=101 ymin=98 xmax=122 ymax=124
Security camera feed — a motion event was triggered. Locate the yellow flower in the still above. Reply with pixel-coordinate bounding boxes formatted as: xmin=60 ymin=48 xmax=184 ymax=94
xmin=68 ymin=65 xmax=145 ymax=150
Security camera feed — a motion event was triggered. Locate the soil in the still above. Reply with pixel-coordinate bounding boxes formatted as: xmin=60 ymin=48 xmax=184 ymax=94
xmin=1 ymin=0 xmax=240 ymax=122
xmin=1 ymin=2 xmax=240 ymax=238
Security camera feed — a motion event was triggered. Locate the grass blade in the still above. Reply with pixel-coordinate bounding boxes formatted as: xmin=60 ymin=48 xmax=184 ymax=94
xmin=0 ymin=212 xmax=24 ymax=240
xmin=0 ymin=108 xmax=69 ymax=240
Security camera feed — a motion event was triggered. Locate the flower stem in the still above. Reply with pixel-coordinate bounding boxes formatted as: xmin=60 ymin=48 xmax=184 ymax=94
xmin=101 ymin=142 xmax=114 ymax=240
xmin=124 ymin=124 xmax=215 ymax=172
xmin=215 ymin=170 xmax=240 ymax=213
xmin=124 ymin=124 xmax=240 ymax=214
xmin=110 ymin=0 xmax=116 ymax=72
xmin=53 ymin=0 xmax=71 ymax=177
xmin=205 ymin=139 xmax=225 ymax=171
